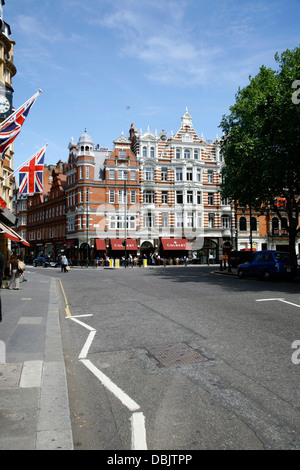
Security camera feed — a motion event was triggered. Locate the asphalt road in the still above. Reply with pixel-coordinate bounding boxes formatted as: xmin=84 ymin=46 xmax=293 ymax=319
xmin=38 ymin=265 xmax=300 ymax=450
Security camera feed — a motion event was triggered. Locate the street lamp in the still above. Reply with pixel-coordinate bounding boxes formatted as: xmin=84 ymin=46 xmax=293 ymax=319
xmin=124 ymin=175 xmax=127 ymax=268
xmin=86 ymin=201 xmax=89 ymax=266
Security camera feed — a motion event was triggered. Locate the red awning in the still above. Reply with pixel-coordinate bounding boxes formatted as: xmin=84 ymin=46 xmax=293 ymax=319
xmin=110 ymin=239 xmax=137 ymax=250
xmin=0 ymin=221 xmax=30 ymax=245
xmin=161 ymin=238 xmax=191 ymax=250
xmin=95 ymin=239 xmax=106 ymax=250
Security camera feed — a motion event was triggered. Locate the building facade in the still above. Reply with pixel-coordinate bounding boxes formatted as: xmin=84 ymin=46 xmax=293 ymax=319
xmin=61 ymin=109 xmax=232 ymax=264
xmin=0 ymin=1 xmax=19 ymax=268
xmin=129 ymin=108 xmax=231 ymax=262
xmin=18 ymin=162 xmax=66 ymax=261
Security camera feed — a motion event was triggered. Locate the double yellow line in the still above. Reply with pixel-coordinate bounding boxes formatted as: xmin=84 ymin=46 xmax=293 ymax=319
xmin=57 ymin=278 xmax=71 ymax=317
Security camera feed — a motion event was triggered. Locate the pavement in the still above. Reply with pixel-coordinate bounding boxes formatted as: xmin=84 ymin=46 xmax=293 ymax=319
xmin=0 ymin=269 xmax=73 ymax=450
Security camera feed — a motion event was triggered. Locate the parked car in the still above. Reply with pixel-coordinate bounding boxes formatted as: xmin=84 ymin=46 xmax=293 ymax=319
xmin=237 ymin=250 xmax=298 ymax=280
xmin=33 ymin=255 xmax=61 ymax=267
xmin=33 ymin=256 xmax=51 ymax=267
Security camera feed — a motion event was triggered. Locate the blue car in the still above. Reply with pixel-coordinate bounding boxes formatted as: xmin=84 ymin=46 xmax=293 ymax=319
xmin=237 ymin=250 xmax=297 ymax=280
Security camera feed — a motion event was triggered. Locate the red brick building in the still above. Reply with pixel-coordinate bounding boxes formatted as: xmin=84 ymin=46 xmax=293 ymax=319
xmin=65 ymin=131 xmax=140 ymax=264
xmin=20 ymin=162 xmax=66 ymax=260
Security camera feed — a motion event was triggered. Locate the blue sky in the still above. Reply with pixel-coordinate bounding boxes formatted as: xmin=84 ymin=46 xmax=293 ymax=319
xmin=4 ymin=0 xmax=300 ymax=169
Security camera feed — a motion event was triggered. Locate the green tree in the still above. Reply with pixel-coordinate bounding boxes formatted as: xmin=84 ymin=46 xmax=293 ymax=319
xmin=220 ymin=46 xmax=300 ymax=260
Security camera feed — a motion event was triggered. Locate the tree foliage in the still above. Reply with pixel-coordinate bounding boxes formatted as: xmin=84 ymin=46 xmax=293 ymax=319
xmin=220 ymin=46 xmax=300 ymax=259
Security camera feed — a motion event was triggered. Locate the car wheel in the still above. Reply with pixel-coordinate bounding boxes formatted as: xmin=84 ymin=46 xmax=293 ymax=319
xmin=238 ymin=270 xmax=244 ymax=279
xmin=262 ymin=270 xmax=271 ymax=280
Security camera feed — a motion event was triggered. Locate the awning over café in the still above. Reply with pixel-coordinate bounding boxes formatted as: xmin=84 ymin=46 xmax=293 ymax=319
xmin=161 ymin=238 xmax=191 ymax=250
xmin=95 ymin=239 xmax=106 ymax=250
xmin=0 ymin=221 xmax=30 ymax=246
xmin=110 ymin=239 xmax=137 ymax=250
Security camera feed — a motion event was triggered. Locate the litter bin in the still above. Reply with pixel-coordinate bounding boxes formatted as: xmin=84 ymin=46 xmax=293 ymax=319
xmin=115 ymin=259 xmax=119 ymax=268
xmin=109 ymin=259 xmax=114 ymax=268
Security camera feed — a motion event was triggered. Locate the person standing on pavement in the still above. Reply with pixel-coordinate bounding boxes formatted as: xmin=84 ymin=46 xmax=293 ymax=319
xmin=0 ymin=250 xmax=4 ymax=322
xmin=8 ymin=253 xmax=20 ymax=290
xmin=61 ymin=255 xmax=68 ymax=273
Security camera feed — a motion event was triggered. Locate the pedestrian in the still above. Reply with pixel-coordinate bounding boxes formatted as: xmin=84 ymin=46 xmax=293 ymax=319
xmin=61 ymin=255 xmax=68 ymax=273
xmin=8 ymin=253 xmax=20 ymax=290
xmin=61 ymin=255 xmax=66 ymax=272
xmin=0 ymin=249 xmax=4 ymax=322
xmin=19 ymin=252 xmax=27 ymax=283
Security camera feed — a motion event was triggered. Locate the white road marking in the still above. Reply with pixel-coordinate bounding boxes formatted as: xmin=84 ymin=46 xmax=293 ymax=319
xmin=69 ymin=317 xmax=95 ymax=331
xmin=131 ymin=411 xmax=147 ymax=450
xmin=256 ymin=298 xmax=300 ymax=308
xmin=80 ymin=358 xmax=141 ymax=412
xmin=65 ymin=308 xmax=148 ymax=449
xmin=256 ymin=298 xmax=285 ymax=302
xmin=67 ymin=314 xmax=93 ymax=318
xmin=79 ymin=330 xmax=96 ymax=359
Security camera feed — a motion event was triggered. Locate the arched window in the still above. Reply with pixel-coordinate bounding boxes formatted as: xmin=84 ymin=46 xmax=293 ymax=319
xmin=150 ymin=147 xmax=155 ymax=158
xmin=176 ymin=149 xmax=181 ymax=159
xmin=239 ymin=217 xmax=247 ymax=231
xmin=184 ymin=149 xmax=190 ymax=159
xmin=194 ymin=150 xmax=199 ymax=159
xmin=142 ymin=146 xmax=147 ymax=158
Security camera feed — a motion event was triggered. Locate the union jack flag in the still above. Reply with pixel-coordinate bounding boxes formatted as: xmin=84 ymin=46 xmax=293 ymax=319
xmin=19 ymin=145 xmax=46 ymax=195
xmin=0 ymin=90 xmax=41 ymax=159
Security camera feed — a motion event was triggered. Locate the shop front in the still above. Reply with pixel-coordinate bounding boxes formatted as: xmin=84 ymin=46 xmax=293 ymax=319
xmin=110 ymin=239 xmax=138 ymax=265
xmin=160 ymin=238 xmax=191 ymax=264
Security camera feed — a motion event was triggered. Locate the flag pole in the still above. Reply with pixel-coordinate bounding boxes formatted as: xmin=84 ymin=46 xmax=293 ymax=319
xmin=0 ymin=143 xmax=48 ymax=186
xmin=0 ymin=89 xmax=42 ymax=130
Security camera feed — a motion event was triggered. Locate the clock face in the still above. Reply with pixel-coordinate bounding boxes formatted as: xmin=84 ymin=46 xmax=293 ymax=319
xmin=0 ymin=95 xmax=10 ymax=114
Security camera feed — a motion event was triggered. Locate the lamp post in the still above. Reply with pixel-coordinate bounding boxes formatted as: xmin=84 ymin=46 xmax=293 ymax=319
xmin=86 ymin=201 xmax=89 ymax=267
xmin=124 ymin=177 xmax=127 ymax=268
